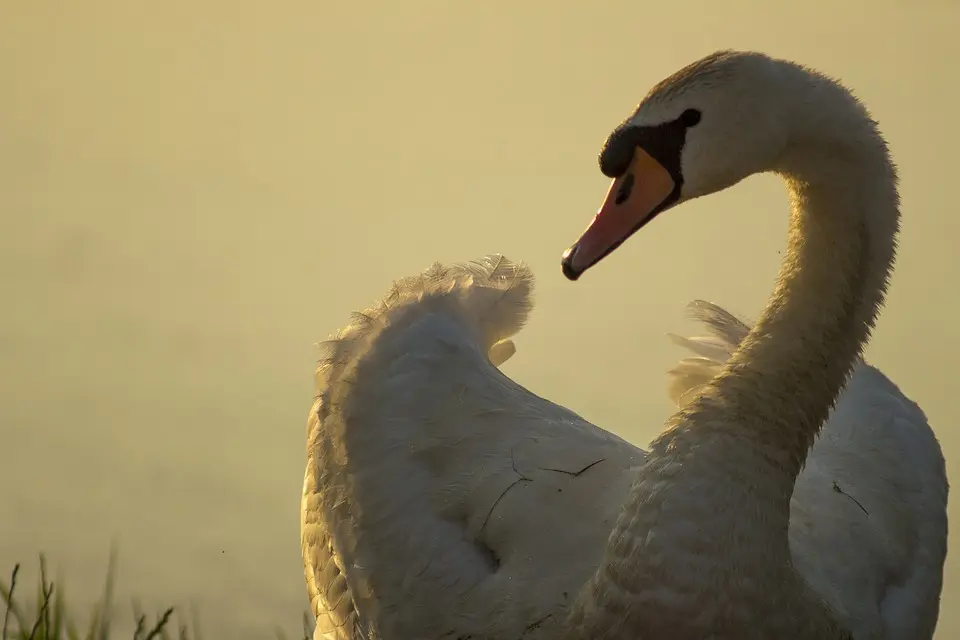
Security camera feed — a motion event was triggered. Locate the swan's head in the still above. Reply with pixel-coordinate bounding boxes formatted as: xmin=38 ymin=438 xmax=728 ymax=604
xmin=562 ymin=50 xmax=792 ymax=280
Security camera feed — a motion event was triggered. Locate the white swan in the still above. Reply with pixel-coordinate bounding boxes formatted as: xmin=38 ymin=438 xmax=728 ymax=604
xmin=301 ymin=51 xmax=948 ymax=639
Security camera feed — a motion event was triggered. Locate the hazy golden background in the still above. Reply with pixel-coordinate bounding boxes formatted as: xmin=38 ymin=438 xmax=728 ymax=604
xmin=2 ymin=0 xmax=957 ymax=637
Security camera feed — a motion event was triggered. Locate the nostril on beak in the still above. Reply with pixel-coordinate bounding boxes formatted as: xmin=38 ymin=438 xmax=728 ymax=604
xmin=615 ymin=173 xmax=635 ymax=205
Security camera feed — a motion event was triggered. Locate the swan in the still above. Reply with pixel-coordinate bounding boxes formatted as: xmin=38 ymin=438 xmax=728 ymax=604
xmin=301 ymin=51 xmax=948 ymax=639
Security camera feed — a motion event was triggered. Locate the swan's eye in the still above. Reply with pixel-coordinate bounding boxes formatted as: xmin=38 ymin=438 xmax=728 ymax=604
xmin=680 ymin=109 xmax=702 ymax=128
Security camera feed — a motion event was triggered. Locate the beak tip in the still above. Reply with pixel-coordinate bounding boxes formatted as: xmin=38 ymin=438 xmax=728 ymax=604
xmin=561 ymin=247 xmax=583 ymax=281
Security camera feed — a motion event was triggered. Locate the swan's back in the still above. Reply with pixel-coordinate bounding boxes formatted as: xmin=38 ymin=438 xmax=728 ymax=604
xmin=301 ymin=256 xmax=644 ymax=639
xmin=666 ymin=300 xmax=948 ymax=639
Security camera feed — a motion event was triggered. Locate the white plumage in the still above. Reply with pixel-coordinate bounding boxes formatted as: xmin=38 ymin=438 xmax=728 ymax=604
xmin=301 ymin=258 xmax=945 ymax=639
xmin=302 ymin=50 xmax=948 ymax=639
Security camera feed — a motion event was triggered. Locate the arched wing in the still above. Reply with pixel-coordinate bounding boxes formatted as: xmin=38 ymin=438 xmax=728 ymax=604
xmin=301 ymin=257 xmax=644 ymax=639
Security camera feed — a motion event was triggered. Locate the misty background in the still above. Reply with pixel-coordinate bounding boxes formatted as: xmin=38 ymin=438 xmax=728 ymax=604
xmin=2 ymin=1 xmax=957 ymax=637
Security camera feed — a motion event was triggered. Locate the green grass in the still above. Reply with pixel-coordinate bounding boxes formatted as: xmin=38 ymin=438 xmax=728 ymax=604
xmin=1 ymin=553 xmax=313 ymax=640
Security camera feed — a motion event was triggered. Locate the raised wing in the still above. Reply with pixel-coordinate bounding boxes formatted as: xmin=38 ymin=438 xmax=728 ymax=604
xmin=301 ymin=256 xmax=645 ymax=640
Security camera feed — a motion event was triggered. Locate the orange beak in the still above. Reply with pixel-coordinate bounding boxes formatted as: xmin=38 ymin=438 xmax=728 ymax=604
xmin=561 ymin=147 xmax=675 ymax=280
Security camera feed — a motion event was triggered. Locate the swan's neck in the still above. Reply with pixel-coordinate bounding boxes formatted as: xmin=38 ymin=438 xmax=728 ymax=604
xmin=704 ymin=95 xmax=900 ymax=481
xmin=653 ymin=72 xmax=900 ymax=536
xmin=566 ymin=71 xmax=899 ymax=638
